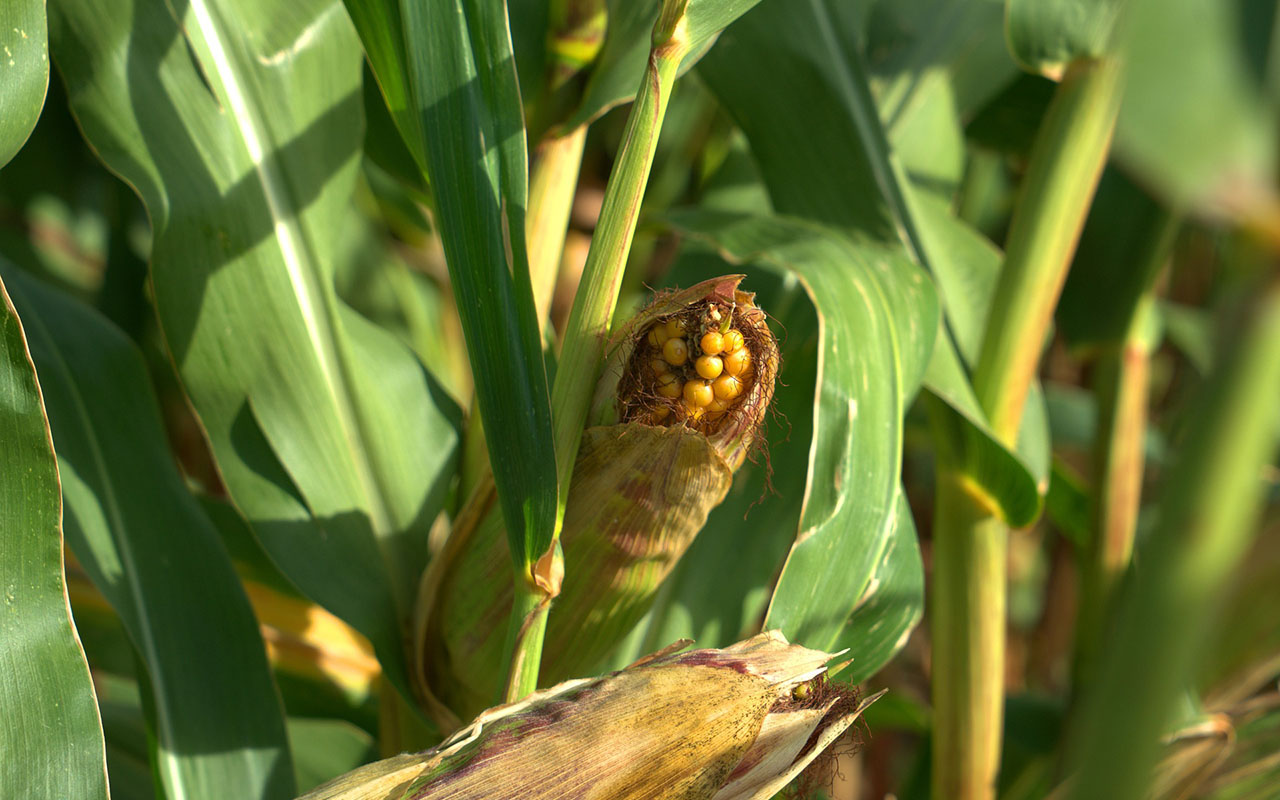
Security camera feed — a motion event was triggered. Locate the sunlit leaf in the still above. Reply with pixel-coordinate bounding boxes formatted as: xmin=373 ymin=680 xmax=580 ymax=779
xmin=49 ymin=0 xmax=461 ymax=699
xmin=0 ymin=275 xmax=107 ymax=800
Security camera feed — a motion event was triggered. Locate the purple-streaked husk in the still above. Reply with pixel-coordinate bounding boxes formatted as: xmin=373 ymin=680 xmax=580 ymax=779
xmin=301 ymin=632 xmax=878 ymax=800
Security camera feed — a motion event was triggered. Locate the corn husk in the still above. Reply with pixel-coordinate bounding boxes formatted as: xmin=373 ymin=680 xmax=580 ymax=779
xmin=302 ymin=632 xmax=880 ymax=800
xmin=415 ymin=276 xmax=778 ymax=725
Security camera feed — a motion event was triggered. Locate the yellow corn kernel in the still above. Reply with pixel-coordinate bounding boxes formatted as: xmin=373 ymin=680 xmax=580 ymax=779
xmin=683 ymin=379 xmax=714 ymax=408
xmin=695 ymin=355 xmax=723 ymax=380
xmin=656 ymin=373 xmax=682 ymax=398
xmin=722 ymin=347 xmax=750 ymax=377
xmin=723 ymin=329 xmax=745 ymax=352
xmin=662 ymin=337 xmax=689 ymax=366
xmin=664 ymin=318 xmax=686 ymax=339
xmin=700 ymin=331 xmax=724 ymax=356
xmin=712 ymin=374 xmax=743 ymax=400
xmin=650 ymin=358 xmax=670 ymax=375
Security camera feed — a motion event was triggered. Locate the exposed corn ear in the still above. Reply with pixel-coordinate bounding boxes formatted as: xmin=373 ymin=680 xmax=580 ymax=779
xmin=302 ymin=632 xmax=879 ymax=800
xmin=415 ymin=277 xmax=778 ymax=724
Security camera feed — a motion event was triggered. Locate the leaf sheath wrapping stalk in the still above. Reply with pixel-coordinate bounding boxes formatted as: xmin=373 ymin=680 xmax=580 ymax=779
xmin=416 ymin=277 xmax=776 ymax=723
xmin=303 ymin=632 xmax=877 ymax=800
xmin=422 ymin=424 xmax=734 ymax=720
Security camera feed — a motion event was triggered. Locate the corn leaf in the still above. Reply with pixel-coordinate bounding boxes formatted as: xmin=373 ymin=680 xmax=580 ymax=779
xmin=48 ymin=0 xmax=461 ymax=698
xmin=665 ymin=209 xmax=934 ymax=667
xmin=0 ymin=276 xmax=107 ymax=799
xmin=344 ymin=0 xmax=557 ymax=571
xmin=5 ymin=268 xmax=295 ymax=800
xmin=0 ymin=0 xmax=47 ymax=167
xmin=699 ymin=0 xmax=1047 ymax=525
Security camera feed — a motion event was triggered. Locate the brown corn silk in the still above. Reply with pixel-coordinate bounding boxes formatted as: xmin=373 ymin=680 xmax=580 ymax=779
xmin=415 ymin=276 xmax=778 ymax=724
xmin=300 ymin=632 xmax=878 ymax=800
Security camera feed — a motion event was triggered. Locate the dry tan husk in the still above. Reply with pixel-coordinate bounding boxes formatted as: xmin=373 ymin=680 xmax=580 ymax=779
xmin=300 ymin=632 xmax=880 ymax=800
xmin=414 ymin=276 xmax=778 ymax=726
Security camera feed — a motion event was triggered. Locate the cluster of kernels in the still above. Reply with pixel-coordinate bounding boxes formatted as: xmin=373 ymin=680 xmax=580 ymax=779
xmin=643 ymin=314 xmax=752 ymax=426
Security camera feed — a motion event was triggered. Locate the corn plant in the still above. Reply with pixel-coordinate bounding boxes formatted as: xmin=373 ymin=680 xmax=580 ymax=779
xmin=2 ymin=0 xmax=1278 ymax=798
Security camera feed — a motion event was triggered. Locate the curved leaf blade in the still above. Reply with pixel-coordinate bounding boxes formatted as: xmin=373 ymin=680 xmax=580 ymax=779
xmin=49 ymin=0 xmax=460 ymax=696
xmin=0 ymin=276 xmax=107 ymax=800
xmin=699 ymin=2 xmax=1046 ymax=525
xmin=835 ymin=490 xmax=924 ymax=683
xmin=6 ymin=268 xmax=295 ymax=800
xmin=0 ymin=0 xmax=48 ymax=167
xmin=345 ymin=0 xmax=557 ymax=569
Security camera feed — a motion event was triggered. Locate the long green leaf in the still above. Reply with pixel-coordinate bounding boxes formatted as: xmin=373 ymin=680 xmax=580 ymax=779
xmin=698 ymin=0 xmax=1046 ymax=524
xmin=345 ymin=0 xmax=557 ymax=573
xmin=0 ymin=0 xmax=47 ymax=167
xmin=6 ymin=267 xmax=295 ymax=800
xmin=667 ymin=209 xmax=935 ymax=665
xmin=49 ymin=0 xmax=460 ymax=698
xmin=0 ymin=276 xmax=107 ymax=800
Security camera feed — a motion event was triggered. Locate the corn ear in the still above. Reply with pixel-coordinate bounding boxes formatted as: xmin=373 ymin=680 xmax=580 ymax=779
xmin=302 ymin=632 xmax=879 ymax=800
xmin=415 ymin=277 xmax=778 ymax=724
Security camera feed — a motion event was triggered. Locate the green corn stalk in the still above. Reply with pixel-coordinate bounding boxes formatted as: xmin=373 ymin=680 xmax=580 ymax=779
xmin=303 ymin=632 xmax=880 ymax=800
xmin=415 ymin=276 xmax=778 ymax=726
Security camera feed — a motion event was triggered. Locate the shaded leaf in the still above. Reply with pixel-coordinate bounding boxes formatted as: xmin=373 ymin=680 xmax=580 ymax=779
xmin=6 ymin=268 xmax=295 ymax=800
xmin=0 ymin=275 xmax=107 ymax=800
xmin=1057 ymin=168 xmax=1178 ymax=350
xmin=49 ymin=0 xmax=460 ymax=697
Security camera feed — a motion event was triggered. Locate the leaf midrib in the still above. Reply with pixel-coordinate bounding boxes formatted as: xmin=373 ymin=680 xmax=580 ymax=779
xmin=186 ymin=0 xmax=394 ymax=537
